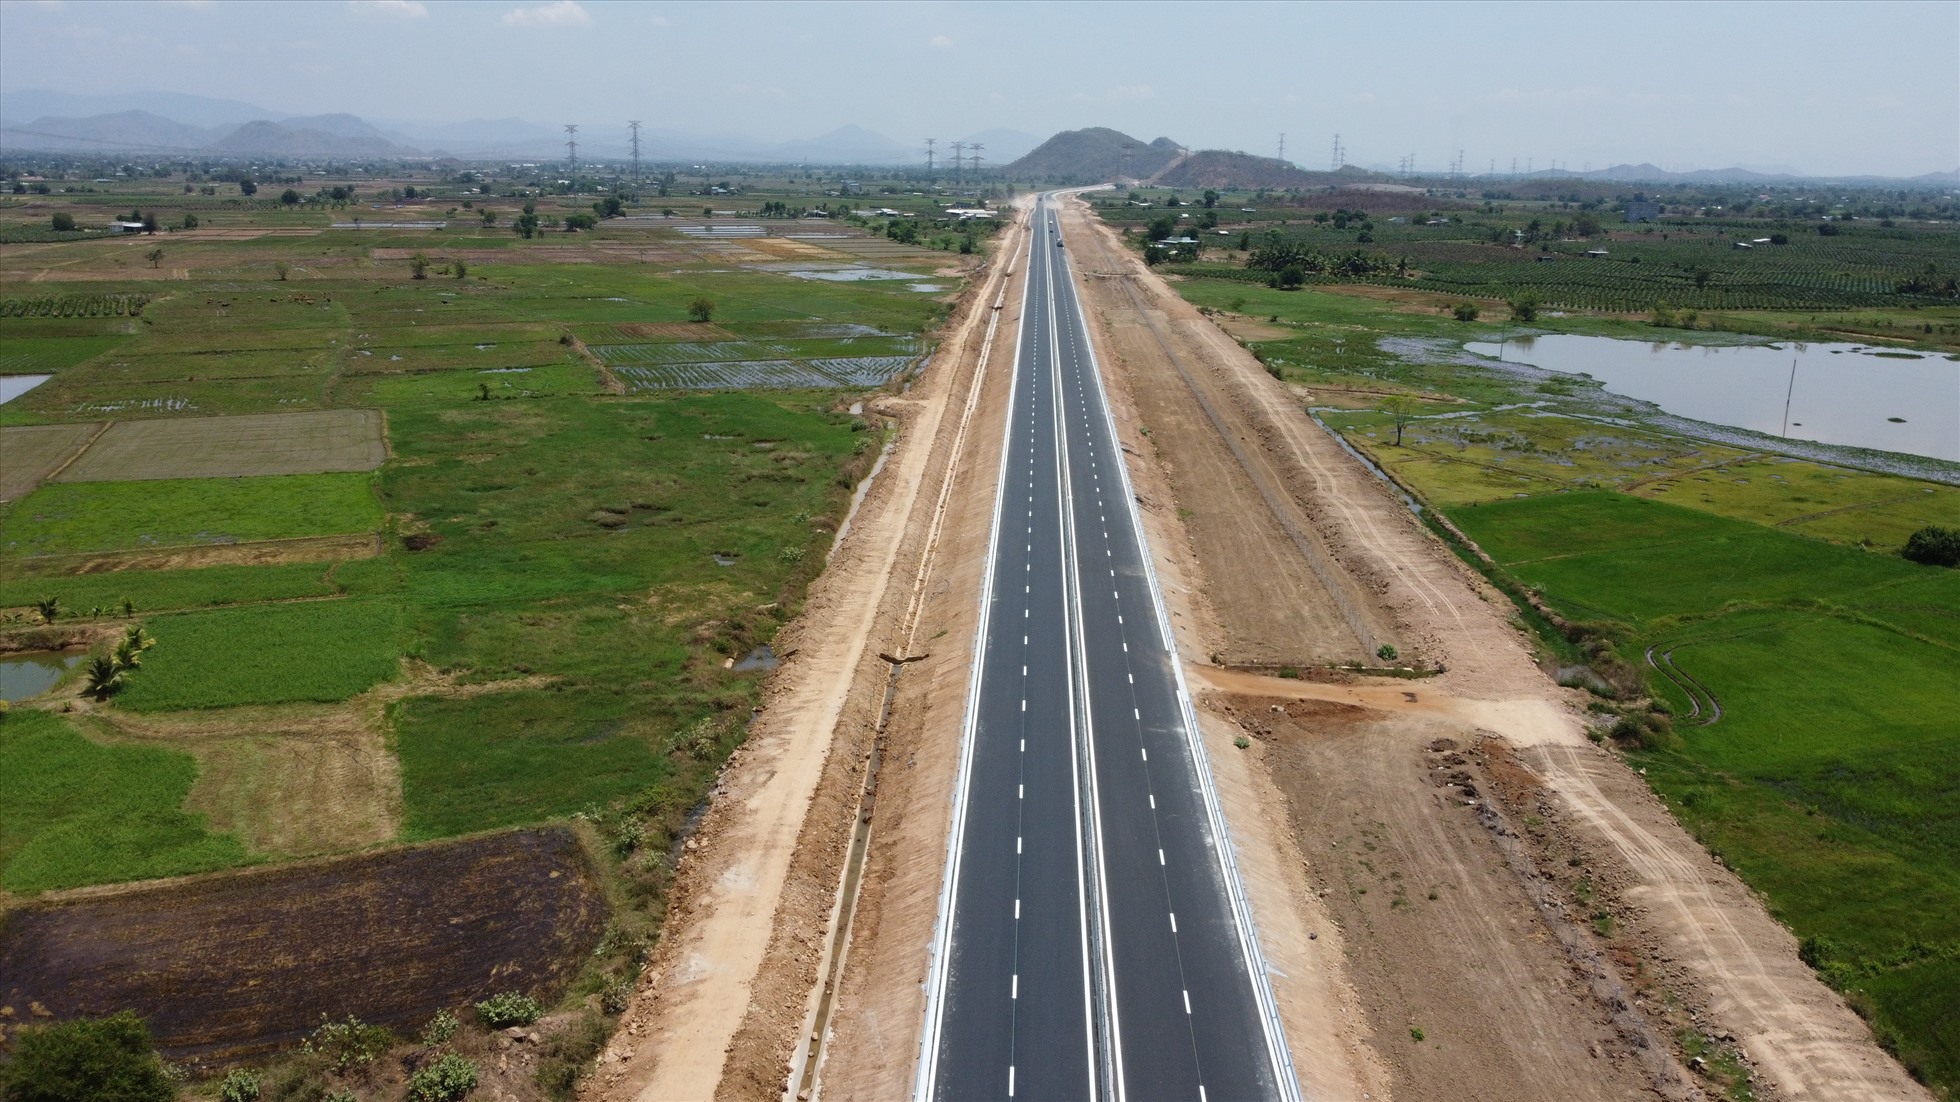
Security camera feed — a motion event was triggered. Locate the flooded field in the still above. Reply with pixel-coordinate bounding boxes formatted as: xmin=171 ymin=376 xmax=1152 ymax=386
xmin=1467 ymin=335 xmax=1960 ymax=461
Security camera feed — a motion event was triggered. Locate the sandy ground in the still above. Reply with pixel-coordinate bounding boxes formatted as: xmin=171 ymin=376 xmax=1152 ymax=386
xmin=1053 ymin=195 xmax=1925 ymax=1102
xmin=588 ymin=212 xmax=1021 ymax=1102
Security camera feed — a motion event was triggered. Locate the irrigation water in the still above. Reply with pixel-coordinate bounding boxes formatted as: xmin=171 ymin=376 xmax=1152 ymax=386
xmin=1467 ymin=335 xmax=1960 ymax=462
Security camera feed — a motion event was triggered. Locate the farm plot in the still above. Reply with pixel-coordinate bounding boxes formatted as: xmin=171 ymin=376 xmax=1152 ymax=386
xmin=0 ymin=423 xmax=101 ymax=500
xmin=120 ymin=599 xmax=402 ymax=711
xmin=591 ymin=333 xmax=921 ymax=390
xmin=55 ymin=410 xmax=385 ymax=481
xmin=1 ymin=472 xmax=381 ymax=558
xmin=0 ymin=827 xmax=604 ymax=1064
xmin=1453 ymin=492 xmax=1960 ymax=1093
xmin=0 ymin=335 xmax=127 ymax=375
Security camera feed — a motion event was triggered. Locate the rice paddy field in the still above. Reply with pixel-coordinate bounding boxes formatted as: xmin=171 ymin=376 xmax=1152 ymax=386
xmin=0 ymin=167 xmax=993 ymax=1088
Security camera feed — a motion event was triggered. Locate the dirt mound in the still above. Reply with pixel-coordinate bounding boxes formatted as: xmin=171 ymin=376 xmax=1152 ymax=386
xmin=0 ymin=828 xmax=603 ymax=1068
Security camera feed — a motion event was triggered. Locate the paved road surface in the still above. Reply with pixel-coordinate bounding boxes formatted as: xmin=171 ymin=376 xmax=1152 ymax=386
xmin=918 ymin=195 xmax=1296 ymax=1101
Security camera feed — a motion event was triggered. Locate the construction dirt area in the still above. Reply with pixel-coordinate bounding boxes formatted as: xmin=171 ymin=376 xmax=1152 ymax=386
xmin=591 ymin=193 xmax=1929 ymax=1102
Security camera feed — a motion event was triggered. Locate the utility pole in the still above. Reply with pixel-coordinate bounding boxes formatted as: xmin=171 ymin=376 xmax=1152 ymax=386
xmin=950 ymin=141 xmax=965 ymax=185
xmin=564 ymin=124 xmax=579 ymax=181
xmin=628 ymin=120 xmax=642 ymax=185
xmin=925 ymin=137 xmax=936 ymax=178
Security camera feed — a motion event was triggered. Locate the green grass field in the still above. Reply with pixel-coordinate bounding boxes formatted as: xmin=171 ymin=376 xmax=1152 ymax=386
xmin=0 ymin=708 xmax=249 ymax=892
xmin=1453 ymin=492 xmax=1960 ymax=1090
xmin=120 ymin=599 xmax=403 ymax=711
xmin=0 ymin=560 xmax=342 ymax=616
xmin=0 ymin=472 xmax=381 ymax=557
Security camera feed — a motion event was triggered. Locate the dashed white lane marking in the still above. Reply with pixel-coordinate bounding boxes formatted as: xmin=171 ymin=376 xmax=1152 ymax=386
xmin=1015 ymin=898 xmax=1021 ymax=919
xmin=1017 ymin=836 xmax=1022 ymax=854
xmin=1140 ymin=746 xmax=1147 ymax=760
xmin=1169 ymin=912 xmax=1177 ymax=932
xmin=1159 ymin=849 xmax=1166 ymax=866
xmin=1183 ymin=990 xmax=1191 ymax=1014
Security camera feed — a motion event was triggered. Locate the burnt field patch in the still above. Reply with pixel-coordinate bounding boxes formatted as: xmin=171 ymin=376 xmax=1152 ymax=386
xmin=0 ymin=826 xmax=603 ymax=1067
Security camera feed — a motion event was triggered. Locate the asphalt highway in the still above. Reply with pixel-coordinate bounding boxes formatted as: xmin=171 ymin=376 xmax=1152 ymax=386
xmin=919 ymin=195 xmax=1295 ymax=1102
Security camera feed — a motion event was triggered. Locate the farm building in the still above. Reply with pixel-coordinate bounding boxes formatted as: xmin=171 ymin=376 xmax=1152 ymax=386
xmin=1586 ymin=248 xmax=1610 ymax=258
xmin=110 ymin=221 xmax=147 ymax=234
xmin=1623 ymin=201 xmax=1663 ymax=223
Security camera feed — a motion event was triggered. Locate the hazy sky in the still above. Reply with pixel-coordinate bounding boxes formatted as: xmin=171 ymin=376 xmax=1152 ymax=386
xmin=3 ymin=0 xmax=1955 ymax=176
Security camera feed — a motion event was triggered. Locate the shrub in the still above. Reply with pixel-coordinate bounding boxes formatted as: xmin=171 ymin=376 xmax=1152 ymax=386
xmin=421 ymin=1009 xmax=460 ymax=1045
xmin=1452 ymin=302 xmax=1479 ymax=322
xmin=687 ymin=297 xmax=715 ymax=323
xmin=474 ymin=991 xmax=543 ymax=1028
xmin=217 ymin=1068 xmax=261 ymax=1102
xmin=1901 ymin=525 xmax=1960 ymax=568
xmin=300 ymin=1015 xmax=392 ymax=1073
xmin=0 ymin=1011 xmax=174 ymax=1102
xmin=406 ymin=1054 xmax=479 ymax=1102
xmin=1376 ymin=643 xmax=1399 ymax=661
xmin=50 ymin=213 xmax=74 ymax=232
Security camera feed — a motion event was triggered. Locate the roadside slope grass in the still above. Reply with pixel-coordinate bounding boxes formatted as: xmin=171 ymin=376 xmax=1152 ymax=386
xmin=0 ymin=473 xmax=381 ymax=558
xmin=0 ymin=708 xmax=249 ymax=892
xmin=1453 ymin=492 xmax=1960 ymax=1091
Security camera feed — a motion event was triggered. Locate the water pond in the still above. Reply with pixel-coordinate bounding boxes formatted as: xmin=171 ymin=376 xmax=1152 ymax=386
xmin=0 ymin=650 xmax=85 ymax=702
xmin=1466 ymin=335 xmax=1959 ymax=462
xmin=0 ymin=374 xmax=52 ymax=404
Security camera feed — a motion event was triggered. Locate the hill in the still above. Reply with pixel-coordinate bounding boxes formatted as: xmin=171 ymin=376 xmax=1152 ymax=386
xmin=205 ymin=120 xmax=413 ymax=159
xmin=1151 ymin=149 xmax=1321 ymax=189
xmin=1007 ymin=127 xmax=1182 ymax=182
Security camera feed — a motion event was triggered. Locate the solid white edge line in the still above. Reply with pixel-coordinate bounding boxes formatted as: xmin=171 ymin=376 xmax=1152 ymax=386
xmin=912 ymin=205 xmax=1031 ymax=1102
xmin=1057 ymin=189 xmax=1304 ymax=1102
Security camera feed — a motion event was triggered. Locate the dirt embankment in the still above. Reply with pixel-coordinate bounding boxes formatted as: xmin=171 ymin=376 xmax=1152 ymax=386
xmin=1056 ymin=195 xmax=1928 ymax=1102
xmin=589 ymin=215 xmax=1022 ymax=1102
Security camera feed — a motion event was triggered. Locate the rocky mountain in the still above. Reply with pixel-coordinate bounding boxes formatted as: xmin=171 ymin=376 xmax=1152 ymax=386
xmin=204 ymin=120 xmax=413 ymax=159
xmin=1006 ymin=128 xmax=1183 ymax=182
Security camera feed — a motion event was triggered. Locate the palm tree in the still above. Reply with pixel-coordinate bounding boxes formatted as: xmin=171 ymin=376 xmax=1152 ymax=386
xmin=34 ymin=595 xmax=59 ymax=624
xmin=85 ymin=655 xmax=126 ymax=700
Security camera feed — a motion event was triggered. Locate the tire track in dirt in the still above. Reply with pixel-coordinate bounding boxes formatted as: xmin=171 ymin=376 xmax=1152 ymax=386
xmin=1528 ymin=744 xmax=1930 ymax=1101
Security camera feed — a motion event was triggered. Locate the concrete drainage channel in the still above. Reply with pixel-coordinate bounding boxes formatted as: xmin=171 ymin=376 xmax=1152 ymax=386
xmin=789 ymin=652 xmax=922 ymax=1102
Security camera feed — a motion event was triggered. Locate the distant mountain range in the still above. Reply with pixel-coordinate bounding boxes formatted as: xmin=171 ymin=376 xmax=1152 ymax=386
xmin=1 ymin=90 xmax=1947 ymax=183
xmin=0 ymin=89 xmax=1042 ymax=165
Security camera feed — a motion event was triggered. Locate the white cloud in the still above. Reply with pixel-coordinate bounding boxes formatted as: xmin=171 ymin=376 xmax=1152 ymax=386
xmin=501 ymin=0 xmax=590 ymax=27
xmin=350 ymin=0 xmax=428 ymax=17
xmin=928 ymin=34 xmax=953 ymax=47
xmin=1106 ymin=83 xmax=1154 ymax=103
xmin=648 ymin=13 xmax=670 ymax=26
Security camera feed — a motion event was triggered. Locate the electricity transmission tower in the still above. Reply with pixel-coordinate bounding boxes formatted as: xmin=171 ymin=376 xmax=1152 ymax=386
xmin=1330 ymin=133 xmax=1345 ymax=171
xmin=1277 ymin=132 xmax=1285 ymax=164
xmin=968 ymin=142 xmax=984 ymax=179
xmin=925 ymin=137 xmax=936 ymax=178
xmin=564 ymin=124 xmax=579 ymax=179
xmin=950 ymin=141 xmax=966 ymax=185
xmin=628 ymin=120 xmax=642 ymax=184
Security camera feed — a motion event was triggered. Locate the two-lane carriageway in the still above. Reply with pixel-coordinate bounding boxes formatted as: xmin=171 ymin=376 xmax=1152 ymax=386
xmin=917 ymin=194 xmax=1298 ymax=1102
